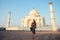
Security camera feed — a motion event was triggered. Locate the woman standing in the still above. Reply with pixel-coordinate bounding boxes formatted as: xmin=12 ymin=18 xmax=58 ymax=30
xmin=30 ymin=19 xmax=36 ymax=39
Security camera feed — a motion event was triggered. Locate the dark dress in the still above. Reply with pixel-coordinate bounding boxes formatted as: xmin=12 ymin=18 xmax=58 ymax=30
xmin=30 ymin=21 xmax=36 ymax=34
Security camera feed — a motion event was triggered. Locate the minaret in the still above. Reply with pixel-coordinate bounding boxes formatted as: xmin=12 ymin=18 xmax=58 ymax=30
xmin=49 ymin=0 xmax=57 ymax=31
xmin=6 ymin=11 xmax=11 ymax=30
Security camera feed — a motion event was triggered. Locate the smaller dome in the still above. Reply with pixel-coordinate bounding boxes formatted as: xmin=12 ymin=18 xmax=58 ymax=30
xmin=29 ymin=9 xmax=39 ymax=17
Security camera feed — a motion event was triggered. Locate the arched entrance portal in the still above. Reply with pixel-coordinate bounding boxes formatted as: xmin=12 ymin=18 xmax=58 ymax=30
xmin=27 ymin=19 xmax=33 ymax=27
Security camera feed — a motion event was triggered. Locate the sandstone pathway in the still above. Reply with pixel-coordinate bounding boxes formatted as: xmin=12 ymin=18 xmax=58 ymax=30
xmin=0 ymin=31 xmax=60 ymax=40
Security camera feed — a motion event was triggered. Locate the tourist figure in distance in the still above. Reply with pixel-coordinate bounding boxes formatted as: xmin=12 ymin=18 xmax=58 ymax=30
xmin=30 ymin=19 xmax=36 ymax=39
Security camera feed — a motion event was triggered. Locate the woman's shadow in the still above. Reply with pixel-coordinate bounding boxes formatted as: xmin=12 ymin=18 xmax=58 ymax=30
xmin=31 ymin=35 xmax=40 ymax=40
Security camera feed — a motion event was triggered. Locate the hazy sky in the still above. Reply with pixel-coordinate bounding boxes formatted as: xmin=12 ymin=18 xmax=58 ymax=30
xmin=0 ymin=0 xmax=60 ymax=28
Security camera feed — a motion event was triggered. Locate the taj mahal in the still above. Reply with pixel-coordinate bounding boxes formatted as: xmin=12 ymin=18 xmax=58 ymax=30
xmin=6 ymin=1 xmax=57 ymax=31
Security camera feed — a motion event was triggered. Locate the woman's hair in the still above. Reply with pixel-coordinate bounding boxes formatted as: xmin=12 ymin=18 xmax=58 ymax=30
xmin=33 ymin=19 xmax=35 ymax=23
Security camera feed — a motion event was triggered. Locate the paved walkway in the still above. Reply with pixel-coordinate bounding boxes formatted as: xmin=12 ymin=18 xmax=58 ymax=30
xmin=0 ymin=31 xmax=60 ymax=40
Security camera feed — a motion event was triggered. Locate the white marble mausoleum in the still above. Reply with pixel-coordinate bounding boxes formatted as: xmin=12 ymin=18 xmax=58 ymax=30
xmin=6 ymin=1 xmax=57 ymax=31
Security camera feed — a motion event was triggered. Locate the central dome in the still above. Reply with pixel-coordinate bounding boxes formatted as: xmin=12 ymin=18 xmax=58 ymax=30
xmin=29 ymin=9 xmax=39 ymax=17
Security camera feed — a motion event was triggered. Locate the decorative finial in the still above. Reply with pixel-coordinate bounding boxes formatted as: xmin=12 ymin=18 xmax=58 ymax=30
xmin=8 ymin=11 xmax=11 ymax=14
xmin=33 ymin=8 xmax=35 ymax=9
xmin=49 ymin=0 xmax=52 ymax=4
